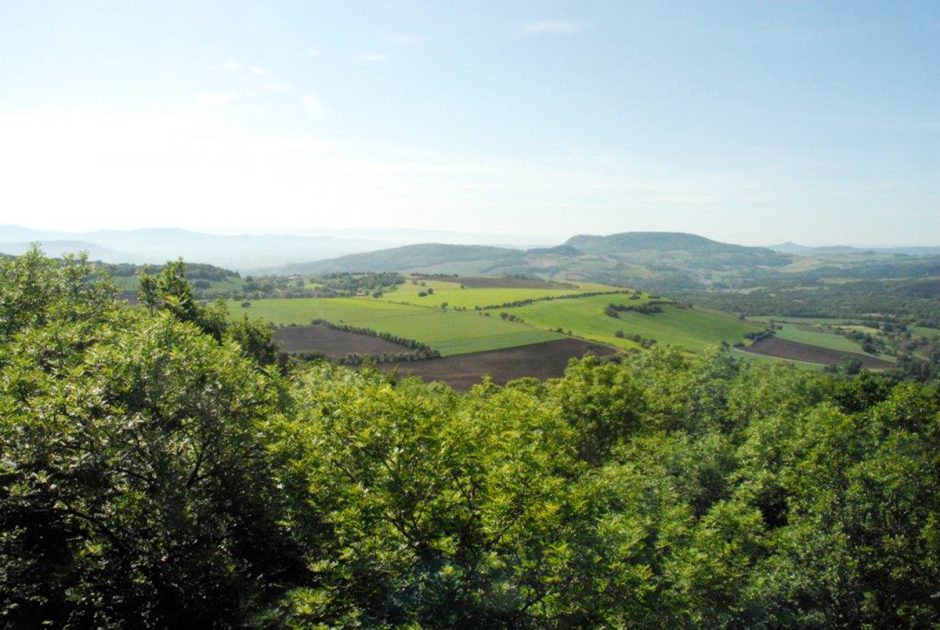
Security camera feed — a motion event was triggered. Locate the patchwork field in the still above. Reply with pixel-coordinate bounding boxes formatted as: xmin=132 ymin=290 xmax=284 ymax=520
xmin=231 ymin=297 xmax=562 ymax=356
xmin=505 ymin=294 xmax=762 ymax=351
xmin=232 ymin=276 xmax=899 ymax=373
xmin=380 ymin=338 xmax=617 ymax=391
xmin=774 ymin=323 xmax=875 ymax=354
xmin=741 ymin=337 xmax=893 ymax=369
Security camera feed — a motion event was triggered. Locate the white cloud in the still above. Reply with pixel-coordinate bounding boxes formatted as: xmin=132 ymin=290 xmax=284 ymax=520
xmin=301 ymin=94 xmax=326 ymax=121
xmin=522 ymin=20 xmax=586 ymax=34
xmin=196 ymin=92 xmax=235 ymax=106
xmin=222 ymin=61 xmax=242 ymax=73
xmin=248 ymin=65 xmax=269 ymax=77
xmin=264 ymin=82 xmax=289 ymax=93
xmin=360 ymin=53 xmax=389 ymax=63
xmin=307 ymin=47 xmax=320 ymax=58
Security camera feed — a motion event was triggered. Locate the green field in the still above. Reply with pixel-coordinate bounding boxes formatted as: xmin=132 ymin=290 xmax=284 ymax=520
xmin=505 ymin=294 xmax=762 ymax=351
xmin=231 ymin=297 xmax=563 ymax=356
xmin=749 ymin=315 xmax=853 ymax=325
xmin=732 ymin=348 xmax=827 ymax=370
xmin=911 ymin=326 xmax=940 ymax=339
xmin=772 ymin=323 xmax=894 ymax=361
xmin=382 ymin=278 xmax=622 ymax=309
xmin=232 ymin=285 xmax=866 ymax=361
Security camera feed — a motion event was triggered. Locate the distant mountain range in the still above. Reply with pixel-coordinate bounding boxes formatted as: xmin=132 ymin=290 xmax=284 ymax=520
xmin=5 ymin=225 xmax=938 ymax=292
xmin=770 ymin=241 xmax=940 ymax=256
xmin=0 ymin=226 xmax=393 ymax=270
xmin=258 ymin=232 xmax=796 ymax=291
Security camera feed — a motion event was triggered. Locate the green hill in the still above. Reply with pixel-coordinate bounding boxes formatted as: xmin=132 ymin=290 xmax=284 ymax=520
xmin=266 ymin=243 xmax=527 ymax=275
xmin=565 ymin=232 xmax=789 ymax=269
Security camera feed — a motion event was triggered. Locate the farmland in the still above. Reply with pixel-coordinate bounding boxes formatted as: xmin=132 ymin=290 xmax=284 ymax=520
xmin=231 ymin=297 xmax=562 ymax=356
xmin=380 ymin=338 xmax=617 ymax=391
xmin=381 ymin=277 xmax=622 ymax=309
xmin=773 ymin=323 xmax=892 ymax=359
xmin=503 ymin=294 xmax=762 ymax=351
xmin=231 ymin=274 xmax=915 ymax=377
xmin=741 ymin=337 xmax=893 ymax=369
xmin=273 ymin=325 xmax=411 ymax=358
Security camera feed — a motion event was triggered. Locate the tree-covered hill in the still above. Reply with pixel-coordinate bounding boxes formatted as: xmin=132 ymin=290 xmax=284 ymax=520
xmin=1 ymin=249 xmax=938 ymax=627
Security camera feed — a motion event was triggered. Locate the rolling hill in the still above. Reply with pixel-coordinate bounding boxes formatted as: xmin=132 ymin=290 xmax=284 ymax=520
xmin=565 ymin=232 xmax=789 ymax=269
xmin=256 ymin=231 xmax=796 ymax=291
xmin=259 ymin=243 xmax=528 ymax=275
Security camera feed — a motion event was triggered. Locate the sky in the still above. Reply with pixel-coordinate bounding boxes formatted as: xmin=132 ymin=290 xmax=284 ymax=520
xmin=0 ymin=1 xmax=938 ymax=246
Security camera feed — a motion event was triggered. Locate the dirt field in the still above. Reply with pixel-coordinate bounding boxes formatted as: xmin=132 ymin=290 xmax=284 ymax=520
xmin=274 ymin=325 xmax=410 ymax=357
xmin=741 ymin=337 xmax=893 ymax=369
xmin=432 ymin=276 xmax=577 ymax=289
xmin=379 ymin=338 xmax=617 ymax=391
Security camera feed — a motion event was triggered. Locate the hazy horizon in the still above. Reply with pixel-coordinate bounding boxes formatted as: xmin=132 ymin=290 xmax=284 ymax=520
xmin=4 ymin=222 xmax=940 ymax=251
xmin=2 ymin=1 xmax=938 ymax=245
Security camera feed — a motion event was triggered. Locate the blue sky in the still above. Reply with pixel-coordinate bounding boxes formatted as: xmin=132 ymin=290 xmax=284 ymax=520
xmin=1 ymin=1 xmax=937 ymax=245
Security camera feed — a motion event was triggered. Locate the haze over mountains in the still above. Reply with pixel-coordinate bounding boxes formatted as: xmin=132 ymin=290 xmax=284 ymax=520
xmin=769 ymin=242 xmax=940 ymax=257
xmin=4 ymin=225 xmax=939 ymax=293
xmin=0 ymin=225 xmax=394 ymax=270
xmin=0 ymin=225 xmax=557 ymax=270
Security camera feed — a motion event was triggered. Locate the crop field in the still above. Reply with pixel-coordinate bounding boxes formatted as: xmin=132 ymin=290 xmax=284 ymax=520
xmin=232 ymin=282 xmax=876 ymax=368
xmin=749 ymin=315 xmax=855 ymax=325
xmin=732 ymin=348 xmax=828 ymax=370
xmin=773 ymin=323 xmax=892 ymax=360
xmin=379 ymin=338 xmax=617 ymax=391
xmin=741 ymin=337 xmax=893 ymax=369
xmin=273 ymin=325 xmax=410 ymax=357
xmin=429 ymin=276 xmax=578 ymax=289
xmin=231 ymin=297 xmax=562 ymax=356
xmin=505 ymin=294 xmax=762 ymax=351
xmin=382 ymin=277 xmax=624 ymax=310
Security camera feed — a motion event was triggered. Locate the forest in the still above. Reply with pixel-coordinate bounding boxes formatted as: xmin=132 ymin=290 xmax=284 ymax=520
xmin=1 ymin=250 xmax=938 ymax=628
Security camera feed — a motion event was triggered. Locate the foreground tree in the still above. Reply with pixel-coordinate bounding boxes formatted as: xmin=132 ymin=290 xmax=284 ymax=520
xmin=0 ymin=251 xmax=301 ymax=626
xmin=1 ymin=249 xmax=937 ymax=627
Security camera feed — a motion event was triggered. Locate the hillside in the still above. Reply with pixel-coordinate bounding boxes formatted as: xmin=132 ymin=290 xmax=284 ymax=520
xmin=565 ymin=232 xmax=790 ymax=269
xmin=258 ymin=231 xmax=796 ymax=291
xmin=264 ymin=243 xmax=527 ymax=275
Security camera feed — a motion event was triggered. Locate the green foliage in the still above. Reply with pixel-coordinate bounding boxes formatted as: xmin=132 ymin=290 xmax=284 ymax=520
xmin=0 ymin=250 xmax=301 ymax=627
xmin=2 ymin=249 xmax=938 ymax=627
